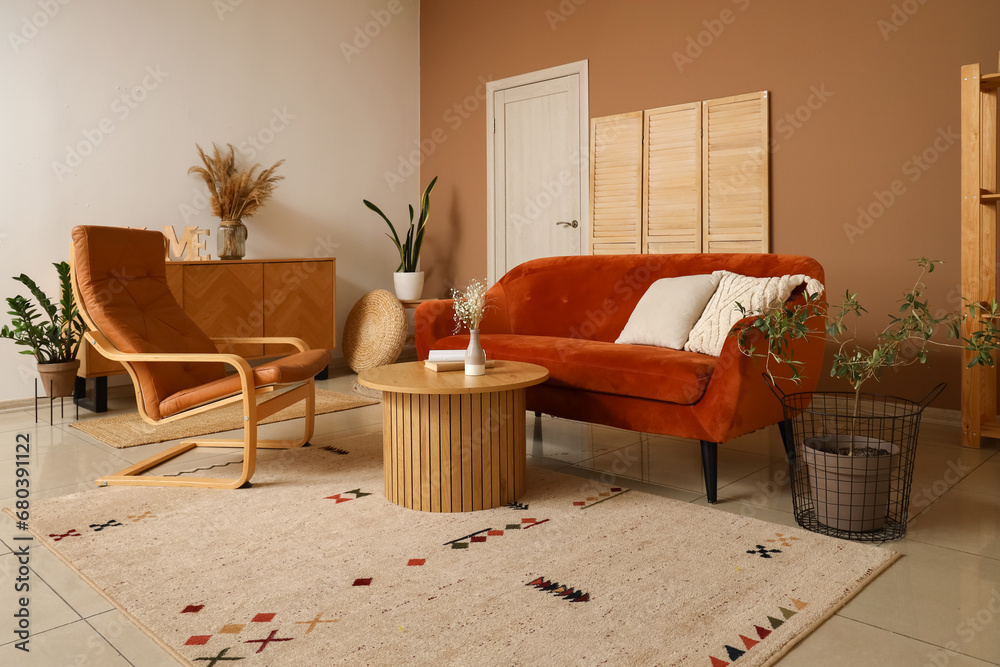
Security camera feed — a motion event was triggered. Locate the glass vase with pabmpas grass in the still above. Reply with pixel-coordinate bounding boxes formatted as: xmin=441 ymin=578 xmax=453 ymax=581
xmin=731 ymin=258 xmax=1000 ymax=539
xmin=188 ymin=142 xmax=284 ymax=260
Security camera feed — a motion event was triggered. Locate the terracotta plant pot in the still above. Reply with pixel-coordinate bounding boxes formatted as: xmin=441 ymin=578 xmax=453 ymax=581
xmin=803 ymin=434 xmax=900 ymax=533
xmin=37 ymin=359 xmax=81 ymax=398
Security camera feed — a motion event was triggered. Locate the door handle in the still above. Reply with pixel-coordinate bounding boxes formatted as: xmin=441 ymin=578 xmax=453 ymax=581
xmin=556 ymin=220 xmax=579 ymax=228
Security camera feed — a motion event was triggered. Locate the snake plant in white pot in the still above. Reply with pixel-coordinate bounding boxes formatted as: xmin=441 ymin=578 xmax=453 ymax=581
xmin=364 ymin=176 xmax=438 ymax=300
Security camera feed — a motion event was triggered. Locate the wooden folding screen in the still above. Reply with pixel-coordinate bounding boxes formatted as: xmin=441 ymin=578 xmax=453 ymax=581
xmin=589 ymin=91 xmax=769 ymax=255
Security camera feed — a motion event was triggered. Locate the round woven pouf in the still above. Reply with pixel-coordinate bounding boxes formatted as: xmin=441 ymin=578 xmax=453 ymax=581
xmin=343 ymin=289 xmax=408 ymax=373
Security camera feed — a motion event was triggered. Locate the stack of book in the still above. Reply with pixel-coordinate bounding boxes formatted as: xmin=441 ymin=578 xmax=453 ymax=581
xmin=424 ymin=349 xmax=494 ymax=372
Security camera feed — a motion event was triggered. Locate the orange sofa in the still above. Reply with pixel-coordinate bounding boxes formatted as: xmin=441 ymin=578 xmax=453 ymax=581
xmin=415 ymin=254 xmax=825 ymax=503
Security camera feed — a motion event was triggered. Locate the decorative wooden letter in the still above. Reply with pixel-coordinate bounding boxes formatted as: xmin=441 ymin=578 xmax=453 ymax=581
xmin=162 ymin=226 xmax=211 ymax=261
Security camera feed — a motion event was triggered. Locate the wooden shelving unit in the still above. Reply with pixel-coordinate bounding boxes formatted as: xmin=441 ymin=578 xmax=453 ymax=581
xmin=960 ymin=53 xmax=1000 ymax=448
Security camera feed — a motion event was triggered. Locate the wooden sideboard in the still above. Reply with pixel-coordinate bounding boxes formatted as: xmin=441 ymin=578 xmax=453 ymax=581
xmin=75 ymin=258 xmax=336 ymax=412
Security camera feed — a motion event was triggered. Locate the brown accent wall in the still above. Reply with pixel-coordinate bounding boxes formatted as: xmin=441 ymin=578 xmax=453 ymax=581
xmin=420 ymin=0 xmax=1000 ymax=409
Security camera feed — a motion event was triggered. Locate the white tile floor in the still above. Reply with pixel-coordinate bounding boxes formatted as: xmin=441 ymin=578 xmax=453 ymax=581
xmin=1 ymin=371 xmax=998 ymax=666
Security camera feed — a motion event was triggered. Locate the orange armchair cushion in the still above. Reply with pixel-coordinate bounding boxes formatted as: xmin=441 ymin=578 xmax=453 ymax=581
xmin=159 ymin=348 xmax=331 ymax=418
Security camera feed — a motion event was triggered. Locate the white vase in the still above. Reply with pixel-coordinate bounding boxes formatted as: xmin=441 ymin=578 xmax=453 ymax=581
xmin=465 ymin=329 xmax=486 ymax=376
xmin=393 ymin=271 xmax=424 ymax=300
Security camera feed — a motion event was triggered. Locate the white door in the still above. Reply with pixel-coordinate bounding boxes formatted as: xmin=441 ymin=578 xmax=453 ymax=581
xmin=487 ymin=61 xmax=589 ymax=284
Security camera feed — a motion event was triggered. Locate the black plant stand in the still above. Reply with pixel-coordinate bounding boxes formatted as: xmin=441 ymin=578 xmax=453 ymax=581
xmin=36 ymin=378 xmax=78 ymax=423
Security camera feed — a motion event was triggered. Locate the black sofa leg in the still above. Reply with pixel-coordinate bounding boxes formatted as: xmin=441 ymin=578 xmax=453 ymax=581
xmin=777 ymin=418 xmax=796 ymax=465
xmin=700 ymin=440 xmax=718 ymax=504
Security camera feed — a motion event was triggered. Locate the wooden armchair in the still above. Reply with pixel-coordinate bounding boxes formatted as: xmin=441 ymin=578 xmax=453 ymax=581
xmin=70 ymin=226 xmax=331 ymax=489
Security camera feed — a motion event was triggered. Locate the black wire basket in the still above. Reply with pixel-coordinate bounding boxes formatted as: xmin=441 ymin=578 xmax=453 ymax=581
xmin=771 ymin=381 xmax=944 ymax=542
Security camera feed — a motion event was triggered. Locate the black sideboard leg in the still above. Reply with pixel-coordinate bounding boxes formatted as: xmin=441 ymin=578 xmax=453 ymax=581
xmin=74 ymin=376 xmax=108 ymax=413
xmin=700 ymin=440 xmax=719 ymax=504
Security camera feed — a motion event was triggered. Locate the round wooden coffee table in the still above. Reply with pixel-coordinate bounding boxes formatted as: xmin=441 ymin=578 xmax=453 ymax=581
xmin=357 ymin=360 xmax=548 ymax=512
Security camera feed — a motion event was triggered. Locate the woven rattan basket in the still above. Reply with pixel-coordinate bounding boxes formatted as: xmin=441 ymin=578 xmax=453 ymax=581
xmin=343 ymin=289 xmax=407 ymax=373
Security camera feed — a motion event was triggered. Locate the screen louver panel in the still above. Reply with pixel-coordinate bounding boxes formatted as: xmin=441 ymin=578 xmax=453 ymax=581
xmin=589 ymin=112 xmax=643 ymax=253
xmin=644 ymin=102 xmax=702 ymax=254
xmin=702 ymin=92 xmax=769 ymax=253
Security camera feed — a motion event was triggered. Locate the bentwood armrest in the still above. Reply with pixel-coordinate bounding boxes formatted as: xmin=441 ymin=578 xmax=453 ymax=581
xmin=85 ymin=329 xmax=256 ymax=390
xmin=211 ymin=336 xmax=310 ymax=353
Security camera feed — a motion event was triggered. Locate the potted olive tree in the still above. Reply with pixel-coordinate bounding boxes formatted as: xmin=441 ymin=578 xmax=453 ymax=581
xmin=732 ymin=258 xmax=998 ymax=539
xmin=1 ymin=262 xmax=86 ymax=397
xmin=363 ymin=176 xmax=438 ymax=300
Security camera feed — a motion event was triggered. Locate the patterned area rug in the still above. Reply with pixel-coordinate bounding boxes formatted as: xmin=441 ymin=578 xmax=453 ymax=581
xmin=67 ymin=389 xmax=378 ymax=448
xmin=21 ymin=432 xmax=897 ymax=665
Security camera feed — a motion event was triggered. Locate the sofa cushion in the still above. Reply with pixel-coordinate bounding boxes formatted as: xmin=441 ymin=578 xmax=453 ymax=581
xmin=685 ymin=271 xmax=823 ymax=356
xmin=615 ymin=273 xmax=721 ymax=349
xmin=431 ymin=334 xmax=716 ymax=405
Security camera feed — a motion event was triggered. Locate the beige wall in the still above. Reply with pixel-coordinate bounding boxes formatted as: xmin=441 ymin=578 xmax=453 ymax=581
xmin=420 ymin=0 xmax=1000 ymax=409
xmin=0 ymin=0 xmax=420 ymax=401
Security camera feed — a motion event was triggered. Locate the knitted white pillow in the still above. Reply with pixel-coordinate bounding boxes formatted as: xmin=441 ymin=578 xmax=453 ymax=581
xmin=615 ymin=273 xmax=722 ymax=350
xmin=684 ymin=271 xmax=824 ymax=357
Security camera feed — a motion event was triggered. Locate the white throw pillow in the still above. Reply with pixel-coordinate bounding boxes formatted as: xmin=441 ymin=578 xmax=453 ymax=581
xmin=683 ymin=271 xmax=823 ymax=357
xmin=614 ymin=273 xmax=722 ymax=350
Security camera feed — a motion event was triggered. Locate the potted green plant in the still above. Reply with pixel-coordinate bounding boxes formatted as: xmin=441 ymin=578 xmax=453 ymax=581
xmin=1 ymin=262 xmax=86 ymax=397
xmin=732 ymin=258 xmax=999 ymax=538
xmin=188 ymin=143 xmax=285 ymax=260
xmin=363 ymin=176 xmax=438 ymax=300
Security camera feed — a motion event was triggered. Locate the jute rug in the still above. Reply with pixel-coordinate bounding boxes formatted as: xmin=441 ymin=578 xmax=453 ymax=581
xmin=67 ymin=389 xmax=378 ymax=448
xmin=19 ymin=432 xmax=897 ymax=666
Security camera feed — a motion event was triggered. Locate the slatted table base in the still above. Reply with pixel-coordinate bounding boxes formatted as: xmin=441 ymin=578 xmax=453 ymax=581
xmin=382 ymin=389 xmax=526 ymax=512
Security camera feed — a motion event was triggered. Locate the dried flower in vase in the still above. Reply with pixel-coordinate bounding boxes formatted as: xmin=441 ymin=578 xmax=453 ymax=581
xmin=451 ymin=279 xmax=492 ymax=333
xmin=188 ymin=143 xmax=284 ymax=222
